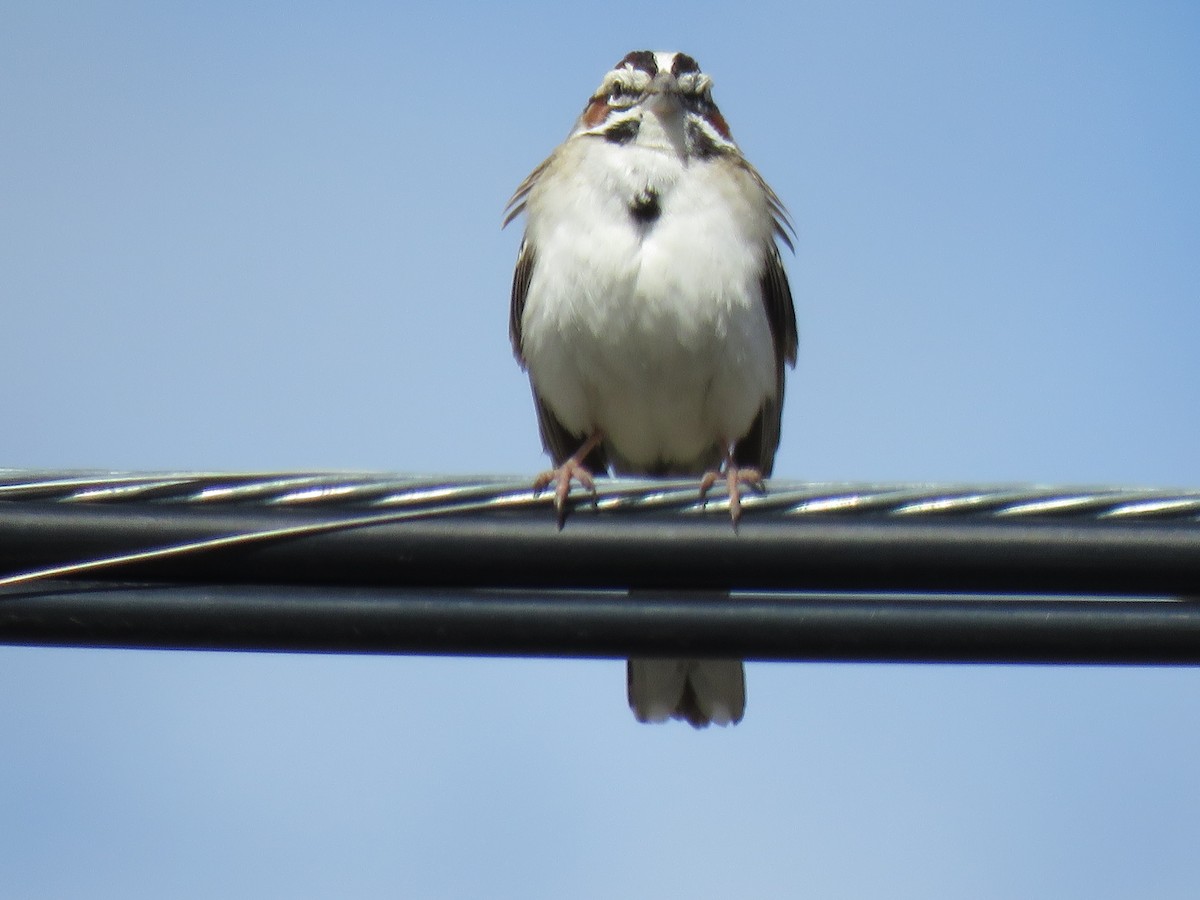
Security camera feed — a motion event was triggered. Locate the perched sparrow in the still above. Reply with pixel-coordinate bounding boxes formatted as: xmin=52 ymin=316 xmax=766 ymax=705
xmin=504 ymin=51 xmax=797 ymax=727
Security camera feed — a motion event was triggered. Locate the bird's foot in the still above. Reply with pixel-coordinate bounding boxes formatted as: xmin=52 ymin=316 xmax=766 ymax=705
xmin=533 ymin=460 xmax=596 ymax=527
xmin=532 ymin=432 xmax=604 ymax=528
xmin=699 ymin=462 xmax=765 ymax=528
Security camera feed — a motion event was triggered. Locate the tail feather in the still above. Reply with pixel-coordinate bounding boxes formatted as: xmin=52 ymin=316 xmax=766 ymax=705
xmin=627 ymin=659 xmax=745 ymax=728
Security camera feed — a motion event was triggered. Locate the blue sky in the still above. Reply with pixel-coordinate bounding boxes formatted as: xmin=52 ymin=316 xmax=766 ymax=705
xmin=3 ymin=2 xmax=1200 ymax=897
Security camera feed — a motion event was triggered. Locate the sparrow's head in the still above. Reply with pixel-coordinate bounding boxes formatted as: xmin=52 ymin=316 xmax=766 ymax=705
xmin=571 ymin=51 xmax=736 ymax=158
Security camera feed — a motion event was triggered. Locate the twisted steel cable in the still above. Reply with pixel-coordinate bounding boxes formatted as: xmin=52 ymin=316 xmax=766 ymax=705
xmin=3 ymin=469 xmax=1200 ymax=519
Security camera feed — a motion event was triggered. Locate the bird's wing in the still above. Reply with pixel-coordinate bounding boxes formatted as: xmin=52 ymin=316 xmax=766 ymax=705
xmin=508 ymin=237 xmax=535 ymax=361
xmin=734 ymin=243 xmax=797 ymax=475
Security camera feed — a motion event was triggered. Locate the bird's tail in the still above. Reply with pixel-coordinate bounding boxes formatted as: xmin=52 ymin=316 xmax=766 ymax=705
xmin=626 ymin=659 xmax=745 ymax=728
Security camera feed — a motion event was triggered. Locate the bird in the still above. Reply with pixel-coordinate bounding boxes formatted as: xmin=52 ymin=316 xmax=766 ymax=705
xmin=504 ymin=50 xmax=797 ymax=727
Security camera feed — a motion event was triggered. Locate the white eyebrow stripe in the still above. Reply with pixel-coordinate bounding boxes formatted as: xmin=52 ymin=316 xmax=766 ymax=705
xmin=597 ymin=68 xmax=652 ymax=97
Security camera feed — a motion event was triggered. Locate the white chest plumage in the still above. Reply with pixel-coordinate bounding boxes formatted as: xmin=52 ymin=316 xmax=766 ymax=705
xmin=518 ymin=136 xmax=778 ymax=472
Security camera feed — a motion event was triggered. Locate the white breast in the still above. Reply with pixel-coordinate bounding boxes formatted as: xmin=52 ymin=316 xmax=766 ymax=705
xmin=519 ymin=136 xmax=778 ymax=473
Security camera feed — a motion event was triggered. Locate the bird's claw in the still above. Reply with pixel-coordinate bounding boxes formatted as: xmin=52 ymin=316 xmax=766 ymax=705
xmin=533 ymin=460 xmax=597 ymax=528
xmin=699 ymin=464 xmax=765 ymax=528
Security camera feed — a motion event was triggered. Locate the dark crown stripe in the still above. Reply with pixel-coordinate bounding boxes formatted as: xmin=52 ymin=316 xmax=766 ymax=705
xmin=670 ymin=53 xmax=701 ymax=75
xmin=616 ymin=50 xmax=658 ymax=75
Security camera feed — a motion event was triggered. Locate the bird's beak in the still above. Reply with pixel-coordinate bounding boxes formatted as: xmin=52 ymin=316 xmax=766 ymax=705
xmin=645 ymin=73 xmax=682 ymax=116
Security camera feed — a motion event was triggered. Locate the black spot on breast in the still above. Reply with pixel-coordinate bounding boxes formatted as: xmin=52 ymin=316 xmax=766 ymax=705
xmin=629 ymin=188 xmax=661 ymax=224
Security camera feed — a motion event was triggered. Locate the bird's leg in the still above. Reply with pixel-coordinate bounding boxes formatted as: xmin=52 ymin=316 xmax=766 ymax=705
xmin=699 ymin=444 xmax=765 ymax=527
xmin=533 ymin=431 xmax=605 ymax=528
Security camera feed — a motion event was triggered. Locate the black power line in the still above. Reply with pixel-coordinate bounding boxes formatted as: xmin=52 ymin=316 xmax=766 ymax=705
xmin=1 ymin=471 xmax=1199 ymax=662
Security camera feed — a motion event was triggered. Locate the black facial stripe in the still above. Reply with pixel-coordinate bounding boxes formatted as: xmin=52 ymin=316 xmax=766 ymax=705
xmin=685 ymin=119 xmax=723 ymax=159
xmin=671 ymin=53 xmax=701 ymax=76
xmin=679 ymin=92 xmax=715 ymax=115
xmin=603 ymin=119 xmax=640 ymax=144
xmin=616 ymin=50 xmax=658 ymax=76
